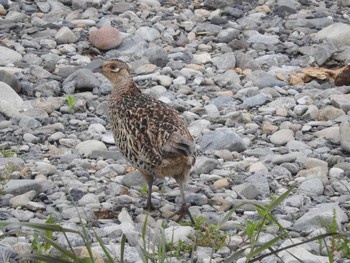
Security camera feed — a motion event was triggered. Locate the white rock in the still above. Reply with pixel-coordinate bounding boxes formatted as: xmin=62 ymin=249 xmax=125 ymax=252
xmin=278 ymin=238 xmax=328 ymax=263
xmin=340 ymin=120 xmax=350 ymax=153
xmin=36 ymin=161 xmax=57 ymax=176
xmin=164 ymin=226 xmax=195 ymax=243
xmin=78 ymin=193 xmax=100 ymax=206
xmin=192 ymin=53 xmax=212 ymax=64
xmin=0 ymin=82 xmax=30 ymax=118
xmin=270 ymin=129 xmax=294 ymax=145
xmin=9 ymin=190 xmax=37 ymax=208
xmin=0 ymin=46 xmax=22 ymax=66
xmin=75 ymin=140 xmax=107 ymax=157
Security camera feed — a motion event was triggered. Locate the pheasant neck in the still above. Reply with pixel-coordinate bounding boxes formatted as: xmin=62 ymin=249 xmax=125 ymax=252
xmin=111 ymin=75 xmax=139 ymax=98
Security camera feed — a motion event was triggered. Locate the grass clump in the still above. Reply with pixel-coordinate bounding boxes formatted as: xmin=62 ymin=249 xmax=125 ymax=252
xmin=66 ymin=95 xmax=75 ymax=112
xmin=1 ymin=149 xmax=16 ymax=158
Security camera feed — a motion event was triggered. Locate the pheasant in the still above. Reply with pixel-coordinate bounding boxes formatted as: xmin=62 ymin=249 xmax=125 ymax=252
xmin=94 ymin=59 xmax=196 ymax=223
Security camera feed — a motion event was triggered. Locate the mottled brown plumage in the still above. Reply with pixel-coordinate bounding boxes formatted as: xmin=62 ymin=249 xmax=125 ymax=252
xmin=95 ymin=59 xmax=196 ymax=222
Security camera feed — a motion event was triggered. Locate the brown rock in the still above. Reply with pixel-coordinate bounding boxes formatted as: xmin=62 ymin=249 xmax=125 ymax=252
xmin=318 ymin=106 xmax=345 ymax=121
xmin=89 ymin=26 xmax=123 ymax=51
xmin=335 ymin=65 xmax=350 ymax=86
xmin=213 ymin=178 xmax=232 ymax=189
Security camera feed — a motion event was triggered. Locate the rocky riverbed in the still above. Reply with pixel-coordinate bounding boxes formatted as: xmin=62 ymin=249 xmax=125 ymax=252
xmin=1 ymin=0 xmax=350 ymax=262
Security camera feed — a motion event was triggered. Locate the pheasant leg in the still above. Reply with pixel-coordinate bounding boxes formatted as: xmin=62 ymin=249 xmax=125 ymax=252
xmin=144 ymin=175 xmax=154 ymax=211
xmin=171 ymin=180 xmax=195 ymax=224
xmin=174 ymin=203 xmax=195 ymax=224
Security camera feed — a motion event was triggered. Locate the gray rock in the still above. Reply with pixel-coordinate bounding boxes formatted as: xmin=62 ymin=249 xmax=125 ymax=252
xmin=78 ymin=193 xmax=100 ymax=206
xmin=0 ymin=82 xmax=29 ymax=118
xmin=247 ymin=70 xmax=286 ymax=88
xmin=286 ymin=140 xmax=311 ymax=151
xmin=135 ymin=27 xmax=160 ymax=42
xmin=298 ymin=177 xmax=324 ymax=196
xmin=232 ymin=183 xmax=260 ymax=199
xmin=22 ymin=108 xmax=49 ymax=121
xmin=0 ymin=46 xmax=22 ymax=66
xmin=204 ymin=104 xmax=220 ymax=119
xmin=256 ymin=54 xmax=290 ymax=68
xmin=331 ymin=94 xmax=350 ymax=113
xmin=121 ymin=170 xmax=145 ymax=187
xmin=299 ymin=42 xmax=336 ymax=66
xmin=23 ymin=133 xmax=39 ymax=143
xmin=266 ymin=97 xmax=296 ymax=110
xmin=293 ymin=203 xmax=348 ymax=232
xmin=19 ymin=116 xmax=42 ymax=129
xmin=194 ymin=23 xmax=222 ymax=35
xmin=75 ymin=140 xmax=107 ymax=157
xmin=186 ymin=193 xmax=208 ymax=206
xmin=212 ymin=52 xmax=236 ymax=70
xmin=0 ymin=157 xmax=24 ymax=167
xmin=217 ymin=28 xmax=239 ymax=43
xmin=242 ymin=94 xmax=267 ymax=108
xmin=55 ymin=26 xmax=78 ymax=44
xmin=246 ymin=173 xmax=270 ymax=196
xmin=247 ymin=31 xmax=280 ymax=45
xmin=192 ymin=53 xmax=212 ymax=64
xmin=48 ymin=131 xmax=65 ymax=142
xmin=277 ymin=0 xmax=301 ymax=9
xmin=284 ymin=194 xmax=307 ymax=208
xmin=235 ymin=51 xmax=261 ymax=71
xmin=30 ymin=65 xmax=56 ymax=79
xmin=11 ymin=209 xmax=35 ymax=221
xmin=200 ymin=128 xmax=246 ymax=152
xmin=63 ymin=69 xmax=100 ymax=94
xmin=9 ymin=190 xmax=37 ymax=208
xmin=340 ymin=120 xmax=350 ymax=153
xmin=34 ymin=80 xmax=61 ymax=97
xmin=301 ymin=105 xmax=319 ymax=121
xmin=193 ymin=156 xmax=218 ymax=174
xmin=69 ymin=187 xmax=88 ymax=202
xmin=4 ymin=179 xmax=52 ymax=195
xmin=144 ymin=46 xmax=169 ymax=67
xmin=339 ymin=0 xmax=350 ymax=6
xmin=213 ymin=70 xmax=241 ymax=87
xmin=36 ymin=161 xmax=57 ymax=175
xmin=0 ymin=70 xmax=21 ymax=93
xmin=315 ymin=23 xmax=350 ymax=48
xmin=270 ymin=129 xmax=294 ymax=145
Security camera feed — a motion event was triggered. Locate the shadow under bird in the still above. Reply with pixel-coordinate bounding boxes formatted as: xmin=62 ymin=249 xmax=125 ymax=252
xmin=93 ymin=59 xmax=196 ymax=223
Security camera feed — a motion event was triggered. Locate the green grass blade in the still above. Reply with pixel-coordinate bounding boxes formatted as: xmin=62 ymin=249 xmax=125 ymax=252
xmin=40 ymin=235 xmax=79 ymax=260
xmin=93 ymin=229 xmax=115 ymax=263
xmin=20 ymin=254 xmax=73 ymax=263
xmin=224 ymin=247 xmax=248 ymax=263
xmin=0 ymin=221 xmax=81 ymax=235
xmin=267 ymin=184 xmax=296 ymax=213
xmin=246 ymin=233 xmax=285 ymax=259
xmin=217 ymin=207 xmax=237 ymax=230
xmin=248 ymin=232 xmax=339 ymax=262
xmin=157 ymin=225 xmax=167 ymax=263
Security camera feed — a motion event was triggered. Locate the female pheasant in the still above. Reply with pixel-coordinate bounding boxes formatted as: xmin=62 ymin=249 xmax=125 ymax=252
xmin=94 ymin=59 xmax=196 ymax=222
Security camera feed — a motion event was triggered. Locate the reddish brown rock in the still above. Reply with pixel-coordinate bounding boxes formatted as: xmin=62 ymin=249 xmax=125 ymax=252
xmin=89 ymin=26 xmax=123 ymax=51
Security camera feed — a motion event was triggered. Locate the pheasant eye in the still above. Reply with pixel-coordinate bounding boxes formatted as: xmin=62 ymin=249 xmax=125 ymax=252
xmin=110 ymin=64 xmax=120 ymax=72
